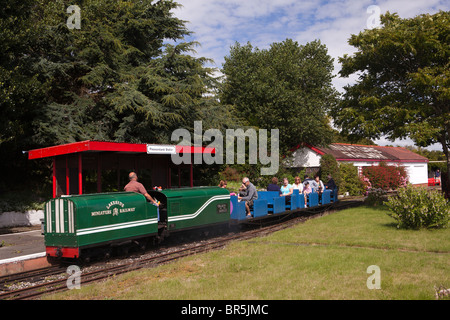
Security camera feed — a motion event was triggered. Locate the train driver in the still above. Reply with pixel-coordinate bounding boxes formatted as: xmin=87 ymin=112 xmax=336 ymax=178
xmin=124 ymin=172 xmax=159 ymax=206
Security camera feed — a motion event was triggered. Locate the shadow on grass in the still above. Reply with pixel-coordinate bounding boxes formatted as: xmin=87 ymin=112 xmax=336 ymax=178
xmin=381 ymin=222 xmax=399 ymax=229
xmin=361 ymin=204 xmax=401 ymax=229
xmin=361 ymin=204 xmax=389 ymax=211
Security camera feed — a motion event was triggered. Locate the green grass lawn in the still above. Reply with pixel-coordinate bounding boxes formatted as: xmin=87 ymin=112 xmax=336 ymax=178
xmin=47 ymin=205 xmax=449 ymax=300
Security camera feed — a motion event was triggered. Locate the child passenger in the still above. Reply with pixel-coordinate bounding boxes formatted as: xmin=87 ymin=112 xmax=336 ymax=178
xmin=303 ymin=181 xmax=312 ymax=208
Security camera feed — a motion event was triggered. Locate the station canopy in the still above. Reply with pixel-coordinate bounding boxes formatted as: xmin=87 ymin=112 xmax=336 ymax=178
xmin=28 ymin=140 xmax=214 ymax=198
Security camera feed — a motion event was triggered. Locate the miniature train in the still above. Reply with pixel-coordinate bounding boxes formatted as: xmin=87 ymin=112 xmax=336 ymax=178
xmin=43 ymin=187 xmax=338 ymax=259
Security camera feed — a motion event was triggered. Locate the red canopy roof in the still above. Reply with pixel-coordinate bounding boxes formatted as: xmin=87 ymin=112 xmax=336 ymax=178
xmin=28 ymin=140 xmax=215 ymax=160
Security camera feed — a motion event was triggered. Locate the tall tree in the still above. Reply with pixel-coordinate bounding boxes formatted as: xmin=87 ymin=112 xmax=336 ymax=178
xmin=107 ymin=41 xmax=232 ymax=143
xmin=221 ymin=39 xmax=338 ymax=153
xmin=0 ymin=0 xmax=233 ymax=191
xmin=30 ymin=0 xmax=194 ymax=145
xmin=0 ymin=0 xmax=50 ymax=190
xmin=331 ymin=11 xmax=450 ymax=195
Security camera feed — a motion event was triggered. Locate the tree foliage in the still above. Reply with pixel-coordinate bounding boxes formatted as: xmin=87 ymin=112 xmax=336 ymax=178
xmin=319 ymin=154 xmax=341 ymax=188
xmin=331 ymin=11 xmax=450 ymax=193
xmin=0 ymin=0 xmax=235 ymax=192
xmin=221 ymin=39 xmax=338 ymax=153
xmin=338 ymin=163 xmax=365 ymax=196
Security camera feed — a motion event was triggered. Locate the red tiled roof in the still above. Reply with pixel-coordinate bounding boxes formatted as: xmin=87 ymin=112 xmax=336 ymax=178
xmin=311 ymin=143 xmax=428 ymax=163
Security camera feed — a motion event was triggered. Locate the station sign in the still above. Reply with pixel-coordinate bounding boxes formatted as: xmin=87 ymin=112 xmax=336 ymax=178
xmin=146 ymin=144 xmax=177 ymax=155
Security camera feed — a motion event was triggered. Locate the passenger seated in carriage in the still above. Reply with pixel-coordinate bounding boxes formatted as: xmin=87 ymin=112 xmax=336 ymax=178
xmin=311 ymin=175 xmax=324 ymax=202
xmin=267 ymin=177 xmax=281 ymax=194
xmin=303 ymin=181 xmax=312 ymax=208
xmin=280 ymin=177 xmax=293 ymax=202
xmin=311 ymin=175 xmax=324 ymax=195
xmin=292 ymin=176 xmax=303 ymax=193
xmin=238 ymin=182 xmax=247 ymax=197
xmin=325 ymin=175 xmax=337 ymax=191
xmin=218 ymin=180 xmax=228 ymax=188
xmin=238 ymin=177 xmax=258 ymax=217
xmin=303 ymin=174 xmax=313 ymax=187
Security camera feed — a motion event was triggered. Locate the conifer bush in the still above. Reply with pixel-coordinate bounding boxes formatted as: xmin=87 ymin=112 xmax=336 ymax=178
xmin=319 ymin=154 xmax=341 ymax=188
xmin=339 ymin=163 xmax=365 ymax=196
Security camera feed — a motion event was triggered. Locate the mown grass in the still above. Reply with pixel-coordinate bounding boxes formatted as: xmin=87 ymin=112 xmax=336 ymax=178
xmin=257 ymin=205 xmax=450 ymax=253
xmin=46 ymin=205 xmax=449 ymax=300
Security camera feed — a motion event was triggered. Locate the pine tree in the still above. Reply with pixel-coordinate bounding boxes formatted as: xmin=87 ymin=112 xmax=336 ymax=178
xmin=0 ymin=0 xmax=235 ymax=191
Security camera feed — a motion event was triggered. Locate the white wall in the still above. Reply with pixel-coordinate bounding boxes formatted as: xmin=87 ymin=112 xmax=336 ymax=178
xmin=287 ymin=147 xmax=428 ymax=185
xmin=0 ymin=210 xmax=44 ymax=228
xmin=287 ymin=148 xmax=321 ymax=167
xmin=348 ymin=161 xmax=428 ymax=185
xmin=402 ymin=163 xmax=428 ymax=185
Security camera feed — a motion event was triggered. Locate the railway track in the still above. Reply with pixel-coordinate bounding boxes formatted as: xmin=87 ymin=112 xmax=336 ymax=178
xmin=0 ymin=199 xmax=363 ymax=300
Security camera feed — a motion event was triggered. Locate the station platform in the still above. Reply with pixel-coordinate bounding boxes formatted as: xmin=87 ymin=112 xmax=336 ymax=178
xmin=0 ymin=228 xmax=50 ymax=276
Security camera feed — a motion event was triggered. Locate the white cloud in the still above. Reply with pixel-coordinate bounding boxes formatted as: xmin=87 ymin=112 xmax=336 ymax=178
xmin=172 ymin=0 xmax=449 ymax=151
xmin=374 ymin=137 xmax=443 ymax=151
xmin=174 ymin=0 xmax=448 ymax=87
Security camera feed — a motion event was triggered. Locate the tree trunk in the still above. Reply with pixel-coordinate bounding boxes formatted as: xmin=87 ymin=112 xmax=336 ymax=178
xmin=441 ymin=138 xmax=450 ymax=199
xmin=446 ymin=156 xmax=450 ymax=199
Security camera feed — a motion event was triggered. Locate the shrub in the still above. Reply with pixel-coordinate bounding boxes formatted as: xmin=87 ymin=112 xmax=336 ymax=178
xmin=361 ymin=175 xmax=372 ymax=195
xmin=219 ymin=166 xmax=241 ymax=182
xmin=362 ymin=163 xmax=408 ymax=190
xmin=319 ymin=154 xmax=341 ymax=188
xmin=385 ymin=185 xmax=450 ymax=229
xmin=339 ymin=163 xmax=365 ymax=196
xmin=0 ymin=189 xmax=46 ymax=213
xmin=365 ymin=188 xmax=387 ymax=206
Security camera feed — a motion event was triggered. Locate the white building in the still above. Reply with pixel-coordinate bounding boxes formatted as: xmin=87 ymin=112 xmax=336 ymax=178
xmin=287 ymin=143 xmax=429 ymax=186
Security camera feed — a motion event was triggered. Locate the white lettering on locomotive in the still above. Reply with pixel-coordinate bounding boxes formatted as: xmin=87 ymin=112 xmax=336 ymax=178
xmin=91 ymin=206 xmax=136 ymax=217
xmin=106 ymin=200 xmax=125 ymax=209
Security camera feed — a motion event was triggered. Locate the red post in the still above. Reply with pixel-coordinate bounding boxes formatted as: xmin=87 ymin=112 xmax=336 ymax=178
xmin=66 ymin=155 xmax=70 ymax=195
xmin=52 ymin=157 xmax=56 ymax=198
xmin=78 ymin=153 xmax=83 ymax=195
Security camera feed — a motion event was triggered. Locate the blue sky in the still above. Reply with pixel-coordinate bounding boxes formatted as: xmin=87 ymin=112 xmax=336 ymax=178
xmin=172 ymin=0 xmax=449 ymax=150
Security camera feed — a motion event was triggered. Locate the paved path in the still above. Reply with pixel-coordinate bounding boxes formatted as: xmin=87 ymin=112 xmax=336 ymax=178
xmin=0 ymin=230 xmax=45 ymax=262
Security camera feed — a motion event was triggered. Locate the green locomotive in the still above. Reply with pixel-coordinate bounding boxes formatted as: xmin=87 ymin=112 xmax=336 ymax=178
xmin=44 ymin=187 xmax=230 ymax=259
